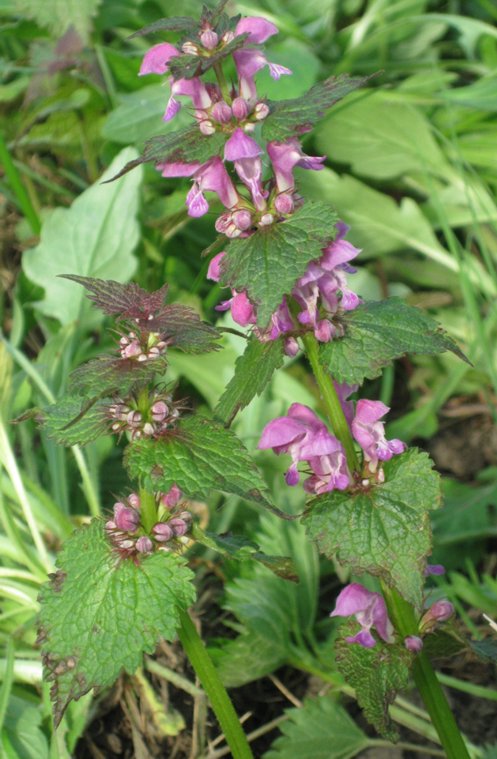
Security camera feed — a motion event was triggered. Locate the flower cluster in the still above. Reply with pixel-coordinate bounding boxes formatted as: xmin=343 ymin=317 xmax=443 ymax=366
xmin=105 ymin=486 xmax=192 ymax=557
xmin=119 ymin=329 xmax=168 ymax=362
xmin=138 ymin=13 xmax=361 ymax=351
xmin=107 ymin=390 xmax=182 ymax=439
xmin=258 ymin=396 xmax=405 ymax=495
xmin=331 ymin=582 xmax=455 ymax=651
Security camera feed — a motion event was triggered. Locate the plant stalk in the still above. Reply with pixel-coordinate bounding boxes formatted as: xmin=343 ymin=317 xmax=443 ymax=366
xmin=213 ymin=62 xmax=231 ymax=104
xmin=382 ymin=585 xmax=470 ymax=759
xmin=301 ymin=332 xmax=359 ymax=472
xmin=139 ymin=488 xmax=157 ymax=533
xmin=177 ymin=608 xmax=254 ymax=759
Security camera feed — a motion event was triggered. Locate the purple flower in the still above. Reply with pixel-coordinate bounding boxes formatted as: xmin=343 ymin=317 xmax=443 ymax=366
xmin=207 ymin=252 xmax=257 ymax=327
xmin=235 ymin=16 xmax=279 ymax=44
xmin=139 ymin=42 xmax=180 ymax=75
xmin=224 ymin=129 xmax=267 ymax=210
xmin=425 ymin=564 xmax=446 ymax=576
xmin=113 ymin=501 xmax=140 ymax=532
xmin=136 ymin=536 xmax=153 ymax=554
xmin=258 ymin=403 xmax=349 ymax=491
xmin=267 ymin=139 xmax=325 ymax=193
xmin=404 ymin=635 xmax=423 ymax=652
xmin=351 ymin=400 xmax=406 ymax=473
xmin=153 ymin=522 xmax=174 ymax=542
xmin=161 ymin=484 xmax=182 ymax=509
xmin=165 ymin=77 xmax=212 ymax=122
xmin=233 ymin=48 xmax=291 ymax=100
xmin=330 ymin=583 xmax=395 ymax=648
xmin=186 ymin=158 xmax=239 ymax=217
xmin=420 ymin=600 xmax=454 ymax=633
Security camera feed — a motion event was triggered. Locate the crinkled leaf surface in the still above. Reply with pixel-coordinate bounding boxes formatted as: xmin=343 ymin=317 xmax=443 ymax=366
xmin=108 ymin=129 xmax=226 ymax=181
xmin=129 ymin=16 xmax=198 ymax=37
xmin=335 ymin=624 xmax=412 ymax=742
xmin=264 ymin=696 xmax=369 ymax=759
xmin=215 ymin=337 xmax=285 ymax=425
xmin=262 ymin=75 xmax=371 ymax=142
xmin=125 ymin=414 xmax=274 ymax=509
xmin=42 ymin=396 xmax=108 ymax=446
xmin=23 ymin=148 xmax=141 ymax=325
xmin=320 ymin=299 xmax=467 ymax=384
xmin=38 ymin=519 xmax=195 ymax=726
xmin=192 ymin=526 xmax=297 ymax=581
xmin=220 ymin=201 xmax=338 ymax=327
xmin=69 ymin=355 xmax=169 ymax=398
xmin=303 ymin=449 xmax=441 ymax=607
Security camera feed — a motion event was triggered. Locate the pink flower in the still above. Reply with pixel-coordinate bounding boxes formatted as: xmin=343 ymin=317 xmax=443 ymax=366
xmin=186 ymin=158 xmax=239 ymax=217
xmin=224 ymin=129 xmax=267 ymax=210
xmin=161 ymin=484 xmax=182 ymax=509
xmin=113 ymin=501 xmax=140 ymax=532
xmin=267 ymin=138 xmax=325 ymax=193
xmin=351 ymin=400 xmax=405 ymax=472
xmin=207 ymin=252 xmax=257 ymax=327
xmin=420 ymin=600 xmax=454 ymax=633
xmin=330 ymin=583 xmax=395 ymax=648
xmin=165 ymin=77 xmax=212 ymax=122
xmin=233 ymin=48 xmax=292 ymax=99
xmin=139 ymin=42 xmax=179 ymax=75
xmin=405 ymin=635 xmax=423 ymax=652
xmin=258 ymin=403 xmax=349 ymax=491
xmin=235 ymin=16 xmax=279 ymax=44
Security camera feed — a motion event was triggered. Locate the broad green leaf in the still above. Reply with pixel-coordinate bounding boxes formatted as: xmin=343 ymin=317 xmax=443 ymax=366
xmin=106 ymin=127 xmax=226 ymax=181
xmin=220 ymin=201 xmax=338 ymax=327
xmin=192 ymin=525 xmax=297 ymax=581
xmin=264 ymin=696 xmax=369 ymax=759
xmin=42 ymin=396 xmax=108 ymax=446
xmin=316 ymin=91 xmax=449 ymax=180
xmin=69 ymin=355 xmax=169 ymax=398
xmin=319 ymin=298 xmax=467 ymax=384
xmin=38 ymin=519 xmax=195 ymax=726
xmin=215 ymin=337 xmax=285 ymax=425
xmin=3 ymin=696 xmax=49 ymax=759
xmin=469 ymin=639 xmax=497 ymax=664
xmin=124 ymin=414 xmax=274 ymax=509
xmin=23 ymin=148 xmax=142 ymax=325
xmin=262 ymin=75 xmax=370 ymax=142
xmin=335 ymin=626 xmax=412 ymax=742
xmin=129 ymin=16 xmax=198 ymax=37
xmin=14 ymin=0 xmax=101 ymax=42
xmin=303 ymin=449 xmax=441 ymax=607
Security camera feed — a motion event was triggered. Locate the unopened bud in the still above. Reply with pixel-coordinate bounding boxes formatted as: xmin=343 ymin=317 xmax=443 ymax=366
xmin=153 ymin=522 xmax=174 ymax=542
xmin=179 ymin=510 xmax=192 ymax=523
xmin=284 ymin=337 xmax=299 ymax=357
xmin=151 ymin=401 xmax=168 ymax=422
xmin=404 ymin=635 xmax=423 ymax=652
xmin=148 ymin=346 xmax=161 ymax=358
xmin=182 ymin=41 xmax=199 ymax=55
xmin=142 ymin=422 xmax=155 ymax=436
xmin=225 ymin=223 xmax=242 ymax=238
xmin=211 ymin=101 xmax=232 ymax=124
xmin=259 ymin=213 xmax=274 ymax=226
xmin=200 ymin=28 xmax=219 ymax=49
xmin=222 ymin=31 xmax=235 ymax=44
xmin=169 ymin=517 xmax=188 ymax=537
xmin=114 ymin=502 xmax=140 ymax=532
xmin=254 ymin=102 xmax=270 ymax=120
xmin=215 ymin=212 xmax=231 ymax=234
xmin=127 ymin=411 xmax=142 ymax=427
xmin=122 ymin=340 xmax=142 ymax=359
xmin=420 ymin=600 xmax=454 ymax=633
xmin=199 ymin=120 xmax=216 ymax=136
xmin=243 ymin=122 xmax=255 ymax=133
xmin=137 ymin=353 xmax=148 ymax=362
xmin=128 ymin=493 xmax=141 ymax=510
xmin=136 ymin=536 xmax=154 ymax=554
xmin=231 ymin=97 xmax=249 ymax=121
xmin=274 ymin=193 xmax=294 ymax=215
xmin=161 ymin=484 xmax=182 ymax=508
xmin=233 ymin=209 xmax=252 ymax=230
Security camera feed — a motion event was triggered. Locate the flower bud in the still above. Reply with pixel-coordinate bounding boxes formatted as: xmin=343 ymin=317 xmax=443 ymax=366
xmin=161 ymin=484 xmax=182 ymax=508
xmin=259 ymin=213 xmax=274 ymax=226
xmin=274 ymin=193 xmax=294 ymax=215
xmin=420 ymin=600 xmax=455 ymax=633
xmin=182 ymin=41 xmax=199 ymax=55
xmin=222 ymin=31 xmax=235 ymax=44
xmin=200 ymin=29 xmax=219 ymax=50
xmin=153 ymin=522 xmax=174 ymax=542
xmin=136 ymin=536 xmax=154 ymax=554
xmin=151 ymin=401 xmax=169 ymax=422
xmin=122 ymin=340 xmax=142 ymax=359
xmin=169 ymin=517 xmax=188 ymax=537
xmin=128 ymin=493 xmax=140 ymax=509
xmin=215 ymin=212 xmax=231 ymax=234
xmin=231 ymin=97 xmax=249 ymax=121
xmin=114 ymin=502 xmax=140 ymax=532
xmin=404 ymin=635 xmax=423 ymax=652
xmin=127 ymin=410 xmax=142 ymax=427
xmin=211 ymin=101 xmax=232 ymax=124
xmin=254 ymin=102 xmax=270 ymax=120
xmin=233 ymin=209 xmax=252 ymax=230
xmin=142 ymin=422 xmax=155 ymax=436
xmin=284 ymin=337 xmax=299 ymax=357
xmin=199 ymin=120 xmax=216 ymax=136
xmin=178 ymin=510 xmax=192 ymax=523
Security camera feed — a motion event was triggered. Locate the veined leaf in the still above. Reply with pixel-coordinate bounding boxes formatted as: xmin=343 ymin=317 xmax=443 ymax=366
xmin=320 ymin=298 xmax=467 ymax=384
xmin=220 ymin=201 xmax=338 ymax=327
xmin=42 ymin=396 xmax=109 ymax=446
xmin=303 ymin=449 xmax=441 ymax=607
xmin=38 ymin=520 xmax=195 ymax=726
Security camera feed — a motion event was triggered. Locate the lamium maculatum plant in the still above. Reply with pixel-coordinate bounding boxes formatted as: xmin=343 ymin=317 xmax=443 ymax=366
xmin=31 ymin=3 xmax=473 ymax=758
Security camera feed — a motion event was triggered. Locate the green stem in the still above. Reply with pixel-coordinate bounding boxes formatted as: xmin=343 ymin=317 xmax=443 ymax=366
xmin=213 ymin=62 xmax=231 ymax=104
xmin=139 ymin=489 xmax=157 ymax=533
xmin=301 ymin=332 xmax=359 ymax=472
xmin=0 ymin=133 xmax=41 ymax=235
xmin=177 ymin=609 xmax=253 ymax=759
xmin=383 ymin=585 xmax=470 ymax=759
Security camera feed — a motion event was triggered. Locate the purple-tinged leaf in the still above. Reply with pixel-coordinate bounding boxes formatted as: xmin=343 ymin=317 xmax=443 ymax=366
xmin=128 ymin=16 xmax=198 ymax=38
xmin=42 ymin=396 xmax=109 ymax=446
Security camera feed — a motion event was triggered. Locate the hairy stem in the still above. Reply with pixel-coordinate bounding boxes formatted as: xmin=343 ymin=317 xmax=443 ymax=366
xmin=139 ymin=489 xmax=157 ymax=533
xmin=301 ymin=332 xmax=359 ymax=472
xmin=177 ymin=608 xmax=254 ymax=759
xmin=382 ymin=585 xmax=470 ymax=759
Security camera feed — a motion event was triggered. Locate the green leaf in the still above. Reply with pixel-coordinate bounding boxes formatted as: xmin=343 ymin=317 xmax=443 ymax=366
xmin=220 ymin=201 xmax=338 ymax=327
xmin=320 ymin=299 xmax=467 ymax=384
xmin=215 ymin=337 xmax=285 ymax=425
xmin=334 ymin=626 xmax=412 ymax=742
xmin=13 ymin=0 xmax=101 ymax=42
xmin=3 ymin=695 xmax=49 ymax=759
xmin=69 ymin=355 xmax=169 ymax=398
xmin=124 ymin=414 xmax=274 ymax=509
xmin=38 ymin=519 xmax=195 ymax=726
xmin=303 ymin=449 xmax=441 ymax=607
xmin=264 ymin=696 xmax=369 ymax=759
xmin=42 ymin=396 xmax=108 ymax=446
xmin=315 ymin=91 xmax=449 ymax=180
xmin=192 ymin=525 xmax=297 ymax=581
xmin=22 ymin=148 xmax=142 ymax=325
xmin=129 ymin=16 xmax=198 ymax=37
xmin=262 ymin=75 xmax=371 ymax=142
xmin=106 ymin=128 xmax=226 ymax=181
